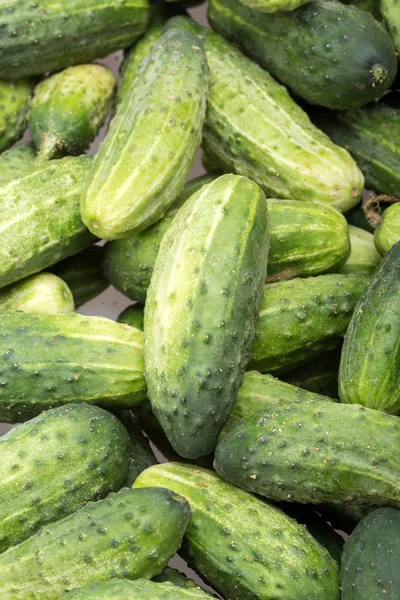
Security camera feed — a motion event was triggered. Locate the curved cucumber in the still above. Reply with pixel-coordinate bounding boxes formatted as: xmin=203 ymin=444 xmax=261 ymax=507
xmin=0 ymin=79 xmax=33 ymax=152
xmin=0 ymin=0 xmax=150 ymax=79
xmin=282 ymin=349 xmax=341 ymax=398
xmin=208 ymin=0 xmax=397 ymax=109
xmin=0 ymin=311 xmax=146 ymax=423
xmin=375 ymin=203 xmax=400 ymax=255
xmin=340 ymin=225 xmax=381 ymax=275
xmin=0 ymin=273 xmax=74 ymax=314
xmin=249 ymin=273 xmax=369 ymax=374
xmin=117 ymin=410 xmax=156 ymax=487
xmin=81 ymin=29 xmax=209 ymax=240
xmin=0 ymin=404 xmax=131 ymax=553
xmin=238 ymin=0 xmax=310 ymax=12
xmin=144 ymin=174 xmax=269 ymax=458
xmin=117 ymin=304 xmax=144 ymax=329
xmin=61 ymin=578 xmax=213 ymax=599
xmin=134 ymin=463 xmax=340 ymax=600
xmin=0 ymin=487 xmax=189 ymax=599
xmin=30 ymin=65 xmax=116 ymax=161
xmin=382 ymin=0 xmax=400 ymax=52
xmin=0 ymin=142 xmax=36 ymax=184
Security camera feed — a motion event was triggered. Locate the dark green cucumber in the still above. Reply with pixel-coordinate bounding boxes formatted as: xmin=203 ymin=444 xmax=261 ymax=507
xmin=0 ymin=0 xmax=150 ymax=79
xmin=0 ymin=79 xmax=33 ymax=152
xmin=0 ymin=273 xmax=74 ymax=314
xmin=341 ymin=0 xmax=381 ymax=18
xmin=166 ymin=17 xmax=363 ymax=212
xmin=30 ymin=65 xmax=116 ymax=160
xmin=145 ymin=175 xmax=269 ymax=458
xmin=134 ymin=463 xmax=340 ymax=600
xmin=339 ymin=241 xmax=400 ymax=414
xmin=382 ymin=0 xmax=400 ymax=53
xmin=0 ymin=311 xmax=146 ymax=423
xmin=0 ymin=404 xmax=131 ymax=554
xmin=249 ymin=273 xmax=369 ymax=374
xmin=347 ymin=205 xmax=374 ymax=233
xmin=117 ymin=304 xmax=144 ymax=329
xmin=374 ymin=203 xmax=400 ymax=255
xmin=214 ymin=401 xmax=400 ymax=509
xmin=0 ymin=156 xmax=95 ymax=289
xmin=50 ymin=246 xmax=109 ymax=308
xmin=117 ymin=410 xmax=156 ymax=487
xmin=0 ymin=487 xmax=189 ymax=599
xmin=0 ymin=142 xmax=36 ymax=184
xmin=81 ymin=29 xmax=209 ymax=240
xmin=207 ymin=0 xmax=397 ymax=109
xmin=340 ymin=225 xmax=381 ymax=275
xmin=62 ymin=578 xmax=213 ymax=599
xmin=341 ymin=508 xmax=400 ymax=599
xmin=282 ymin=349 xmax=341 ymax=398
xmin=154 ymin=567 xmax=201 ymax=590
xmin=314 ymin=104 xmax=400 ymax=197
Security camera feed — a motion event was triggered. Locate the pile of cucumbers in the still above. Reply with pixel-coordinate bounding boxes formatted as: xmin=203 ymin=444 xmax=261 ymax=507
xmin=0 ymin=0 xmax=399 ymax=598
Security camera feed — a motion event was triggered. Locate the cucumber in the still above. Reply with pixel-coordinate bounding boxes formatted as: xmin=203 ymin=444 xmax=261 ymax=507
xmin=0 ymin=142 xmax=36 ymax=184
xmin=207 ymin=0 xmax=397 ymax=109
xmin=61 ymin=578 xmax=213 ymax=599
xmin=347 ymin=205 xmax=374 ymax=233
xmin=282 ymin=349 xmax=341 ymax=398
xmin=134 ymin=463 xmax=340 ymax=600
xmin=0 ymin=487 xmax=190 ymax=600
xmin=117 ymin=304 xmax=144 ymax=329
xmin=154 ymin=567 xmax=201 ymax=590
xmin=50 ymin=246 xmax=109 ymax=308
xmin=374 ymin=203 xmax=400 ymax=255
xmin=81 ymin=29 xmax=209 ymax=240
xmin=313 ymin=104 xmax=400 ymax=197
xmin=117 ymin=410 xmax=156 ymax=487
xmin=0 ymin=404 xmax=131 ymax=554
xmin=30 ymin=65 xmax=116 ymax=161
xmin=339 ymin=241 xmax=400 ymax=414
xmin=341 ymin=0 xmax=381 ymax=18
xmin=382 ymin=0 xmax=400 ymax=53
xmin=0 ymin=155 xmax=95 ymax=289
xmin=166 ymin=16 xmax=364 ymax=212
xmin=0 ymin=79 xmax=33 ymax=152
xmin=0 ymin=273 xmax=74 ymax=314
xmin=340 ymin=225 xmax=381 ymax=275
xmin=214 ymin=400 xmax=400 ymax=509
xmin=341 ymin=508 xmax=400 ymax=599
xmin=249 ymin=273 xmax=369 ymax=374
xmin=0 ymin=311 xmax=146 ymax=423
xmin=238 ymin=0 xmax=310 ymax=12
xmin=0 ymin=0 xmax=150 ymax=79
xmin=145 ymin=174 xmax=269 ymax=458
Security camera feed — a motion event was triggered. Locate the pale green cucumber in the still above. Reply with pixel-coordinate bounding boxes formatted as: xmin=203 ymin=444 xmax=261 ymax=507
xmin=340 ymin=225 xmax=381 ymax=275
xmin=0 ymin=142 xmax=36 ymax=184
xmin=61 ymin=578 xmax=213 ymax=599
xmin=374 ymin=202 xmax=400 ymax=255
xmin=0 ymin=79 xmax=33 ymax=152
xmin=238 ymin=0 xmax=310 ymax=11
xmin=382 ymin=0 xmax=400 ymax=52
xmin=0 ymin=273 xmax=74 ymax=314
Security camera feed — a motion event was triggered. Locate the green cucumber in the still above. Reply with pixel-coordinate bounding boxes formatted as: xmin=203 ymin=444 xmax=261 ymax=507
xmin=347 ymin=205 xmax=374 ymax=233
xmin=282 ymin=349 xmax=341 ymax=398
xmin=207 ymin=0 xmax=397 ymax=109
xmin=339 ymin=241 xmax=400 ymax=414
xmin=50 ymin=246 xmax=109 ymax=308
xmin=134 ymin=463 xmax=340 ymax=600
xmin=61 ymin=578 xmax=213 ymax=599
xmin=154 ymin=567 xmax=201 ymax=590
xmin=166 ymin=16 xmax=363 ymax=212
xmin=30 ymin=65 xmax=116 ymax=161
xmin=0 ymin=79 xmax=33 ymax=152
xmin=0 ymin=487 xmax=189 ymax=600
xmin=117 ymin=304 xmax=144 ymax=329
xmin=249 ymin=273 xmax=369 ymax=374
xmin=0 ymin=142 xmax=36 ymax=184
xmin=382 ymin=0 xmax=400 ymax=53
xmin=0 ymin=0 xmax=150 ymax=79
xmin=0 ymin=155 xmax=95 ymax=289
xmin=238 ymin=0 xmax=310 ymax=12
xmin=214 ymin=400 xmax=400 ymax=509
xmin=340 ymin=225 xmax=381 ymax=275
xmin=0 ymin=273 xmax=74 ymax=314
xmin=341 ymin=508 xmax=400 ymax=599
xmin=0 ymin=404 xmax=131 ymax=554
xmin=81 ymin=29 xmax=209 ymax=240
xmin=374 ymin=203 xmax=400 ymax=255
xmin=0 ymin=311 xmax=146 ymax=423
xmin=341 ymin=0 xmax=381 ymax=18
xmin=313 ymin=104 xmax=400 ymax=197
xmin=144 ymin=174 xmax=269 ymax=458
xmin=117 ymin=410 xmax=156 ymax=487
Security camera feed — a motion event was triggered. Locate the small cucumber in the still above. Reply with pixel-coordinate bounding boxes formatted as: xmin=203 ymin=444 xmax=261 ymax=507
xmin=117 ymin=410 xmax=156 ymax=487
xmin=0 ymin=487 xmax=189 ymax=600
xmin=117 ymin=304 xmax=144 ymax=329
xmin=382 ymin=0 xmax=400 ymax=52
xmin=340 ymin=225 xmax=381 ymax=275
xmin=30 ymin=65 xmax=116 ymax=161
xmin=374 ymin=202 xmax=400 ymax=255
xmin=249 ymin=273 xmax=369 ymax=374
xmin=0 ymin=142 xmax=36 ymax=184
xmin=61 ymin=578 xmax=213 ymax=599
xmin=0 ymin=273 xmax=74 ymax=314
xmin=144 ymin=174 xmax=269 ymax=458
xmin=154 ymin=567 xmax=201 ymax=590
xmin=0 ymin=79 xmax=33 ymax=152
xmin=134 ymin=463 xmax=340 ymax=600
xmin=347 ymin=205 xmax=374 ymax=233
xmin=0 ymin=404 xmax=131 ymax=553
xmin=282 ymin=348 xmax=341 ymax=398
xmin=81 ymin=29 xmax=209 ymax=240
xmin=0 ymin=312 xmax=146 ymax=423
xmin=238 ymin=0 xmax=310 ymax=12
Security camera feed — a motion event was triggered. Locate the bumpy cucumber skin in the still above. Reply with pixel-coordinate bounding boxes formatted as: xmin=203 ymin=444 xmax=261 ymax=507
xmin=166 ymin=17 xmax=363 ymax=212
xmin=0 ymin=312 xmax=146 ymax=423
xmin=0 ymin=487 xmax=189 ymax=600
xmin=339 ymin=242 xmax=400 ymax=414
xmin=134 ymin=463 xmax=340 ymax=600
xmin=340 ymin=225 xmax=381 ymax=275
xmin=249 ymin=273 xmax=369 ymax=374
xmin=208 ymin=0 xmax=397 ymax=109
xmin=0 ymin=79 xmax=33 ymax=152
xmin=0 ymin=0 xmax=150 ymax=79
xmin=0 ymin=155 xmax=95 ymax=289
xmin=61 ymin=578 xmax=212 ymax=599
xmin=282 ymin=348 xmax=341 ymax=398
xmin=30 ymin=65 xmax=116 ymax=161
xmin=50 ymin=246 xmax=109 ymax=308
xmin=382 ymin=0 xmax=400 ymax=53
xmin=0 ymin=273 xmax=74 ymax=314
xmin=341 ymin=508 xmax=400 ymax=599
xmin=314 ymin=104 xmax=400 ymax=197
xmin=0 ymin=142 xmax=36 ymax=184
xmin=117 ymin=304 xmax=144 ymax=329
xmin=0 ymin=404 xmax=131 ymax=554
xmin=144 ymin=175 xmax=269 ymax=458
xmin=375 ymin=203 xmax=400 ymax=255
xmin=117 ymin=410 xmax=156 ymax=487
xmin=238 ymin=0 xmax=309 ymax=12
xmin=214 ymin=401 xmax=400 ymax=509
xmin=81 ymin=29 xmax=209 ymax=240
